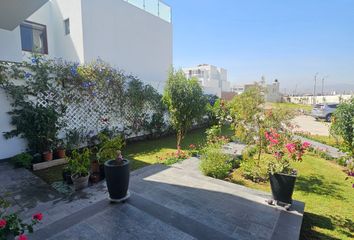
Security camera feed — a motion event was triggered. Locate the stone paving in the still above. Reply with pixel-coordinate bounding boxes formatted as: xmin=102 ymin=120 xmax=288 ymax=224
xmin=294 ymin=135 xmax=346 ymax=158
xmin=27 ymin=157 xmax=304 ymax=240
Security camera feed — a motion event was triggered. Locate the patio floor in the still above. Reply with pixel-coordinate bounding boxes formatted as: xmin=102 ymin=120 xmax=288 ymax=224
xmin=28 ymin=157 xmax=304 ymax=240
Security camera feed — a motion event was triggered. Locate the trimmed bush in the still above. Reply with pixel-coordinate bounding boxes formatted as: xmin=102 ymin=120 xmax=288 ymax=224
xmin=239 ymin=155 xmax=270 ymax=183
xmin=11 ymin=153 xmax=33 ymax=169
xmin=200 ymin=147 xmax=232 ymax=179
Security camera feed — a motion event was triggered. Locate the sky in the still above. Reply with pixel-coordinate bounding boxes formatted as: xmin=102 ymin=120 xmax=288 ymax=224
xmin=168 ymin=0 xmax=354 ymax=93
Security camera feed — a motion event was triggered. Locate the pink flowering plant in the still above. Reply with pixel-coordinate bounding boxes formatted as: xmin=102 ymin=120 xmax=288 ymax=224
xmin=0 ymin=199 xmax=43 ymax=240
xmin=265 ymin=129 xmax=311 ymax=175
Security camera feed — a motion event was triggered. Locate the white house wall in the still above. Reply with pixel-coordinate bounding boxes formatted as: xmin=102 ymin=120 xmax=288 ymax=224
xmin=81 ymin=0 xmax=173 ymax=92
xmin=0 ymin=90 xmax=28 ymax=158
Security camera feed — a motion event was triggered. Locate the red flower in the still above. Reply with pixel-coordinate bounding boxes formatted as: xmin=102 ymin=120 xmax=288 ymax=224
xmin=0 ymin=219 xmax=6 ymax=228
xmin=189 ymin=144 xmax=196 ymax=149
xmin=286 ymin=143 xmax=296 ymax=153
xmin=302 ymin=142 xmax=311 ymax=149
xmin=33 ymin=213 xmax=43 ymax=221
xmin=18 ymin=234 xmax=28 ymax=240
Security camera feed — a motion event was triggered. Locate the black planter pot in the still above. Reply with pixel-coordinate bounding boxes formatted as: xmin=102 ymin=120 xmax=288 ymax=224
xmin=269 ymin=173 xmax=297 ymax=204
xmin=99 ymin=164 xmax=105 ymax=180
xmin=104 ymin=159 xmax=130 ymax=202
xmin=62 ymin=169 xmax=73 ymax=184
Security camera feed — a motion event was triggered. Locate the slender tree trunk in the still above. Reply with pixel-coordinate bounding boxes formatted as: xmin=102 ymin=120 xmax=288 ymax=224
xmin=177 ymin=130 xmax=182 ymax=148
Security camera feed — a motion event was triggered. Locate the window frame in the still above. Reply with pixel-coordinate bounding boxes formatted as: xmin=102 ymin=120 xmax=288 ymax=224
xmin=20 ymin=20 xmax=48 ymax=54
xmin=64 ymin=18 xmax=70 ymax=35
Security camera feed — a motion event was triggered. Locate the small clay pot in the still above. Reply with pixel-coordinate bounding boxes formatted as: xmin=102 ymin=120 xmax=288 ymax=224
xmin=90 ymin=173 xmax=101 ymax=183
xmin=42 ymin=151 xmax=53 ymax=161
xmin=55 ymin=149 xmax=66 ymax=159
xmin=91 ymin=160 xmax=100 ymax=173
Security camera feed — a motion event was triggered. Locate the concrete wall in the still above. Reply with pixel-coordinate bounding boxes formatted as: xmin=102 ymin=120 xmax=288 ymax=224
xmin=285 ymin=95 xmax=353 ymax=105
xmin=81 ymin=0 xmax=173 ymax=92
xmin=0 ymin=90 xmax=28 ymax=158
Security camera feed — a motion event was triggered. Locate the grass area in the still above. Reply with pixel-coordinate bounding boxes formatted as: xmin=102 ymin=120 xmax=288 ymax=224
xmin=269 ymin=102 xmax=313 ymax=112
xmin=296 ymin=132 xmax=343 ymax=148
xmin=230 ymin=153 xmax=354 ymax=240
xmin=126 ymin=126 xmax=234 ymax=170
xmin=33 ymin=164 xmax=67 ymax=185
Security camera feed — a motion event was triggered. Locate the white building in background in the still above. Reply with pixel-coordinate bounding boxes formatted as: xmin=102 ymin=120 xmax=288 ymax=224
xmin=0 ymin=0 xmax=172 ymax=159
xmin=231 ymin=79 xmax=282 ymax=102
xmin=182 ymin=64 xmax=231 ymax=97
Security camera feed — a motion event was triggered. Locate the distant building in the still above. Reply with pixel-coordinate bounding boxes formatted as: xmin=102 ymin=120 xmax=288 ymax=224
xmin=183 ymin=64 xmax=231 ymax=97
xmin=231 ymin=78 xmax=282 ymax=102
xmin=231 ymin=85 xmax=245 ymax=95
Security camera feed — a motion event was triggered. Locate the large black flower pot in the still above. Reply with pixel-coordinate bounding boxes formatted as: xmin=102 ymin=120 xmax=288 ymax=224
xmin=104 ymin=159 xmax=130 ymax=202
xmin=269 ymin=173 xmax=297 ymax=204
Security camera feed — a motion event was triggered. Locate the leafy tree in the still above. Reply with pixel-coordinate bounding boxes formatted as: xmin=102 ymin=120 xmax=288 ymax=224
xmin=229 ymin=85 xmax=265 ymax=145
xmin=331 ymin=98 xmax=354 ymax=156
xmin=163 ymin=70 xmax=207 ymax=147
xmin=228 ymin=85 xmax=293 ymax=161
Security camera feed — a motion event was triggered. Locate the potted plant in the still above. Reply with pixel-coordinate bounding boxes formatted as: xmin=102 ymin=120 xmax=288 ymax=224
xmin=62 ymin=165 xmax=73 ymax=184
xmin=54 ymin=139 xmax=66 ymax=159
xmin=105 ymin=150 xmax=130 ymax=202
xmin=96 ymin=135 xmax=127 ymax=201
xmin=265 ymin=130 xmax=310 ymax=207
xmin=67 ymin=148 xmax=91 ymax=190
xmin=96 ymin=133 xmax=124 ymax=180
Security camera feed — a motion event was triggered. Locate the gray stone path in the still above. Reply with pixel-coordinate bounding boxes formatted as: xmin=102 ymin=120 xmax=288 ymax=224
xmin=29 ymin=158 xmax=304 ymax=240
xmin=0 ymin=162 xmax=62 ymax=215
xmin=294 ymin=135 xmax=346 ymax=158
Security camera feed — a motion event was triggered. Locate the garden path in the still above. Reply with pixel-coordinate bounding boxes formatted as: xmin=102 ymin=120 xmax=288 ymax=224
xmin=294 ymin=136 xmax=346 ymax=158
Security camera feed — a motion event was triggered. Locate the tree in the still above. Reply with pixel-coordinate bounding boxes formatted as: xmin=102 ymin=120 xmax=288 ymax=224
xmin=163 ymin=70 xmax=207 ymax=147
xmin=331 ymin=98 xmax=354 ymax=157
xmin=228 ymin=85 xmax=293 ymax=161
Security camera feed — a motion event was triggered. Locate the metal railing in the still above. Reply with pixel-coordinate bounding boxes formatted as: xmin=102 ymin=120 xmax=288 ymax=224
xmin=124 ymin=0 xmax=171 ymax=23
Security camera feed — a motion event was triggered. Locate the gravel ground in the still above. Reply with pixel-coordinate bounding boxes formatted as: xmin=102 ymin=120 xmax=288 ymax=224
xmin=291 ymin=115 xmax=330 ymax=136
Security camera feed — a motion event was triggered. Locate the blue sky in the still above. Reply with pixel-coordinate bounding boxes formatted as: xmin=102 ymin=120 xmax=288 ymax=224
xmin=168 ymin=0 xmax=354 ymax=93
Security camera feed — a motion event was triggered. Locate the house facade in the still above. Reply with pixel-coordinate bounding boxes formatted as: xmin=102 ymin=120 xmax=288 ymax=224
xmin=0 ymin=0 xmax=172 ymax=159
xmin=182 ymin=64 xmax=231 ymax=97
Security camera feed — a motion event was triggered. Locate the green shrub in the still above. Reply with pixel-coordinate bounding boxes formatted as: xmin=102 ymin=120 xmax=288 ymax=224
xmin=200 ymin=147 xmax=232 ymax=179
xmin=239 ymin=155 xmax=270 ymax=182
xmin=11 ymin=153 xmax=33 ymax=168
xmin=241 ymin=145 xmax=258 ymax=161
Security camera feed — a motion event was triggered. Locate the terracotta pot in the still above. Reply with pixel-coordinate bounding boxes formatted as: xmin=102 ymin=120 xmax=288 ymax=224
xmin=91 ymin=160 xmax=100 ymax=173
xmin=55 ymin=149 xmax=66 ymax=159
xmin=90 ymin=173 xmax=101 ymax=183
xmin=42 ymin=151 xmax=53 ymax=161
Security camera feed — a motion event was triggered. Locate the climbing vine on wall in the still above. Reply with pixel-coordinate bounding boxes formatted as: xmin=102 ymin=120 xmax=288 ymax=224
xmin=0 ymin=55 xmax=166 ymax=153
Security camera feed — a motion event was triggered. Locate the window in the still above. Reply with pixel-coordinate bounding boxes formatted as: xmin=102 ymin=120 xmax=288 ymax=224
xmin=64 ymin=18 xmax=70 ymax=35
xmin=20 ymin=21 xmax=48 ymax=54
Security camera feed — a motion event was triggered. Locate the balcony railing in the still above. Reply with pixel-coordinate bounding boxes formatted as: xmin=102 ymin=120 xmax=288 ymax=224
xmin=124 ymin=0 xmax=171 ymax=23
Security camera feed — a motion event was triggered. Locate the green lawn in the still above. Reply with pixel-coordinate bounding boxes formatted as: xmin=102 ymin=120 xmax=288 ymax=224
xmin=230 ymin=153 xmax=354 ymax=240
xmin=269 ymin=102 xmax=313 ymax=112
xmin=126 ymin=126 xmax=234 ymax=170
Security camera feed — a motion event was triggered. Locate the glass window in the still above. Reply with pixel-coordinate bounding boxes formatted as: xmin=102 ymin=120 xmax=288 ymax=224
xmin=64 ymin=18 xmax=70 ymax=35
xmin=20 ymin=21 xmax=48 ymax=54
